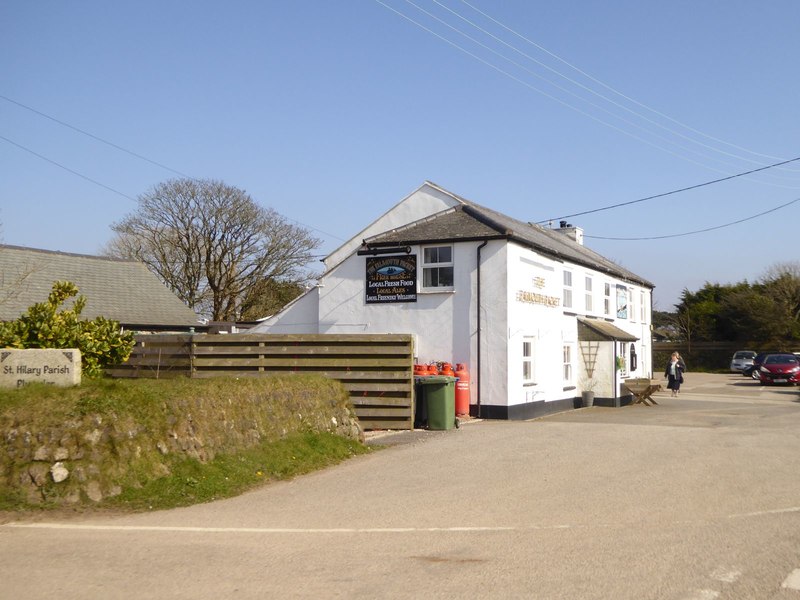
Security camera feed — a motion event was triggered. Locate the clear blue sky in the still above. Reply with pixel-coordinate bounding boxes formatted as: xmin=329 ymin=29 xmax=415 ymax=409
xmin=2 ymin=1 xmax=799 ymax=310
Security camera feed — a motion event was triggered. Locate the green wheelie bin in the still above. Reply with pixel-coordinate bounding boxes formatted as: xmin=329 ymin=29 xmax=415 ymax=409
xmin=417 ymin=375 xmax=457 ymax=430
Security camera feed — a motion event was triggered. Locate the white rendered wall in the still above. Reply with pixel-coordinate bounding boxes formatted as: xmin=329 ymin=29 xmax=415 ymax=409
xmin=249 ymin=288 xmax=319 ymax=334
xmin=506 ymin=245 xmax=575 ymax=407
xmin=505 ymin=243 xmax=654 ymax=407
xmin=324 ymin=183 xmax=460 ymax=271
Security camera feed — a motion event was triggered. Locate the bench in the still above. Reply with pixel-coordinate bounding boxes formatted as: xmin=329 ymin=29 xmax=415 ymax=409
xmin=623 ymin=378 xmax=662 ymax=406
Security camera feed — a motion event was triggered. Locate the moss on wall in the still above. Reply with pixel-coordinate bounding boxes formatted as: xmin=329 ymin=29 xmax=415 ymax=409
xmin=0 ymin=375 xmax=362 ymax=505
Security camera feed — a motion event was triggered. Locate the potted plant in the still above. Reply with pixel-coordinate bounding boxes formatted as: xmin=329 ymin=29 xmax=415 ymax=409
xmin=580 ymin=376 xmax=597 ymax=407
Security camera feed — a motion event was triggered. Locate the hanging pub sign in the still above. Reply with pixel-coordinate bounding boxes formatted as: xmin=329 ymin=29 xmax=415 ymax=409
xmin=365 ymin=255 xmax=417 ymax=303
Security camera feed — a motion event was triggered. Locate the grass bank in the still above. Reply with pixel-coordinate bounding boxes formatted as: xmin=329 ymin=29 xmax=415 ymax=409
xmin=0 ymin=376 xmax=369 ymax=513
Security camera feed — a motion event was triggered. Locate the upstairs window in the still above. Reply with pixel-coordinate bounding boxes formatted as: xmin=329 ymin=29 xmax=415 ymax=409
xmin=422 ymin=246 xmax=454 ymax=290
xmin=585 ymin=276 xmax=593 ymax=312
xmin=563 ymin=270 xmax=573 ymax=309
xmin=604 ymin=283 xmax=611 ymax=316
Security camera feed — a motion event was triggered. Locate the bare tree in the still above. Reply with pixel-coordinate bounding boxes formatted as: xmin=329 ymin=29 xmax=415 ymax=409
xmin=106 ymin=179 xmax=320 ymax=321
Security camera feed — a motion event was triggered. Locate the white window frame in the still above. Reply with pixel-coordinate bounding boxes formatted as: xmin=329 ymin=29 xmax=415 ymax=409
xmin=563 ymin=270 xmax=573 ymax=309
xmin=563 ymin=345 xmax=573 ymax=382
xmin=604 ymin=282 xmax=611 ymax=316
xmin=585 ymin=275 xmax=593 ymax=312
xmin=640 ymin=290 xmax=646 ymax=322
xmin=421 ymin=245 xmax=454 ymax=291
xmin=629 ymin=289 xmax=637 ymax=323
xmin=522 ymin=338 xmax=535 ymax=383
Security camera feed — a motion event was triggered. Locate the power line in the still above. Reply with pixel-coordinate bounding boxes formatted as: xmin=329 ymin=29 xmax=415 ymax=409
xmin=399 ymin=0 xmax=769 ymax=175
xmin=0 ymin=94 xmax=194 ymax=179
xmin=585 ymin=196 xmax=800 ymax=241
xmin=429 ymin=0 xmax=788 ymax=171
xmin=373 ymin=1 xmax=800 ymax=180
xmin=0 ymin=134 xmax=138 ymax=202
xmin=457 ymin=0 xmax=792 ymax=165
xmin=372 ymin=0 xmax=739 ymax=173
xmin=537 ymin=155 xmax=800 ymax=224
xmin=0 ymin=95 xmax=347 ymax=243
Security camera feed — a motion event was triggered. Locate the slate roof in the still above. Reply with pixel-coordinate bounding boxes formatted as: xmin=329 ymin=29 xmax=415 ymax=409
xmin=0 ymin=245 xmax=202 ymax=330
xmin=362 ymin=182 xmax=654 ymax=288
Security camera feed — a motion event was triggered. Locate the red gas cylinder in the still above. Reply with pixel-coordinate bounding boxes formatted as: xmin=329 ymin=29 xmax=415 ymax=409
xmin=454 ymin=363 xmax=470 ymax=415
xmin=440 ymin=362 xmax=454 ymax=376
xmin=427 ymin=363 xmax=439 ymax=375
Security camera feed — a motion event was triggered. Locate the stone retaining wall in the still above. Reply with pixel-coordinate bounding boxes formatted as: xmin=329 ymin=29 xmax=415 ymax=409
xmin=1 ymin=378 xmax=363 ymax=505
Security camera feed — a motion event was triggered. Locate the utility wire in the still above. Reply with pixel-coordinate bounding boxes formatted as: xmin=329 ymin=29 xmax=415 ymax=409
xmin=372 ymin=0 xmax=745 ymax=174
xmin=431 ymin=0 xmax=791 ymax=171
xmin=585 ymin=196 xmax=800 ymax=241
xmin=0 ymin=134 xmax=138 ymax=202
xmin=400 ymin=0 xmax=770 ymax=176
xmin=0 ymin=94 xmax=194 ymax=179
xmin=374 ymin=1 xmax=799 ymax=181
xmin=458 ymin=0 xmax=791 ymax=165
xmin=0 ymin=95 xmax=347 ymax=243
xmin=537 ymin=155 xmax=800 ymax=224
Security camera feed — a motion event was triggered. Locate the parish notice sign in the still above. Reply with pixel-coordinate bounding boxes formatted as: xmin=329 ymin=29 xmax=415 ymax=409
xmin=0 ymin=349 xmax=82 ymax=388
xmin=365 ymin=255 xmax=417 ymax=304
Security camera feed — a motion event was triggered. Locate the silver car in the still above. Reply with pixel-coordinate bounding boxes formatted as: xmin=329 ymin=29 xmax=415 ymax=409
xmin=730 ymin=350 xmax=756 ymax=372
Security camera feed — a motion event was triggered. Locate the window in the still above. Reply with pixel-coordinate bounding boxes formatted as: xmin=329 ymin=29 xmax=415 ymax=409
xmin=522 ymin=339 xmax=535 ymax=383
xmin=629 ymin=289 xmax=636 ymax=322
xmin=563 ymin=345 xmax=573 ymax=382
xmin=563 ymin=270 xmax=573 ymax=309
xmin=640 ymin=291 xmax=646 ymax=322
xmin=604 ymin=283 xmax=611 ymax=316
xmin=585 ymin=276 xmax=593 ymax=312
xmin=421 ymin=246 xmax=454 ymax=290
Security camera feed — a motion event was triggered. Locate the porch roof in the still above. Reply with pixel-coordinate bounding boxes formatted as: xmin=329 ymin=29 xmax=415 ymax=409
xmin=577 ymin=317 xmax=638 ymax=342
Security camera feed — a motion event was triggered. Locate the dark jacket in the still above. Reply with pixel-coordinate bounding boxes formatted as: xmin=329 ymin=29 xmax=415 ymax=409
xmin=664 ymin=359 xmax=686 ymax=382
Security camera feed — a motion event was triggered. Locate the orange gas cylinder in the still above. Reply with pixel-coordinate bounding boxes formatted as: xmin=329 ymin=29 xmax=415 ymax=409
xmin=427 ymin=363 xmax=439 ymax=375
xmin=414 ymin=364 xmax=427 ymax=376
xmin=455 ymin=363 xmax=470 ymax=415
xmin=440 ymin=362 xmax=454 ymax=376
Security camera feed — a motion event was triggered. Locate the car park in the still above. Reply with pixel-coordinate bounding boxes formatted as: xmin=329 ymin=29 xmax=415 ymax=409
xmin=757 ymin=353 xmax=800 ymax=385
xmin=730 ymin=350 xmax=756 ymax=372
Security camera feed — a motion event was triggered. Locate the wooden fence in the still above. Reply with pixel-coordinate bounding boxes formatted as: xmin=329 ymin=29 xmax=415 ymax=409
xmin=107 ymin=333 xmax=415 ymax=430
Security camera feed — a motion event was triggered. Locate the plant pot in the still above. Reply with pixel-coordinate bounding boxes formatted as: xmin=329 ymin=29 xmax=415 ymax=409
xmin=581 ymin=391 xmax=595 ymax=408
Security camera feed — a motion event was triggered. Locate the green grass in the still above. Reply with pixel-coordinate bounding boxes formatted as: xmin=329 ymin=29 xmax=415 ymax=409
xmin=0 ymin=375 xmax=368 ymax=514
xmin=104 ymin=432 xmax=370 ymax=511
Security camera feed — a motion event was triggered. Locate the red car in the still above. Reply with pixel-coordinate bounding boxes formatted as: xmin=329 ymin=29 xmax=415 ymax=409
xmin=758 ymin=353 xmax=800 ymax=385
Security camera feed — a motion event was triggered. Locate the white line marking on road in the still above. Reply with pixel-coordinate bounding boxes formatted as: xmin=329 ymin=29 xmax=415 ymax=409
xmin=782 ymin=568 xmax=800 ymax=590
xmin=710 ymin=567 xmax=741 ymax=583
xmin=2 ymin=523 xmax=519 ymax=534
xmin=4 ymin=505 xmax=799 ymax=535
xmin=683 ymin=589 xmax=720 ymax=600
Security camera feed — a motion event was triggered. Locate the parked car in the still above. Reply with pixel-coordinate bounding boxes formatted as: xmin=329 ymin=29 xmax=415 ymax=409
xmin=757 ymin=353 xmax=800 ymax=385
xmin=730 ymin=350 xmax=756 ymax=373
xmin=743 ymin=352 xmax=778 ymax=379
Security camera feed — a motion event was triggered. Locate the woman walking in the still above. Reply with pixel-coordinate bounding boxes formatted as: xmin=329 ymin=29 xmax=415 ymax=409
xmin=664 ymin=352 xmax=686 ymax=397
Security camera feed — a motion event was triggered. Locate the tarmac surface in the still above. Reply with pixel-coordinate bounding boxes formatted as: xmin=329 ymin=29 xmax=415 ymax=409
xmin=3 ymin=372 xmax=800 ymax=599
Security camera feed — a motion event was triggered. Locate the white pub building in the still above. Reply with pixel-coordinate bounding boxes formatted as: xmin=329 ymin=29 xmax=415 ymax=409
xmin=252 ymin=182 xmax=655 ymax=419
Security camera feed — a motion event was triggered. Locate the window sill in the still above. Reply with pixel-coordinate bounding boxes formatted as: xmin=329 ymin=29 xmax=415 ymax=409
xmin=418 ymin=289 xmax=455 ymax=295
xmin=523 ymin=382 xmax=538 ymax=387
xmin=563 ymin=385 xmax=576 ymax=392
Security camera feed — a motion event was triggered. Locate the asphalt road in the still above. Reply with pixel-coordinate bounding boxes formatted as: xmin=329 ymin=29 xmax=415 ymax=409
xmin=3 ymin=373 xmax=800 ymax=599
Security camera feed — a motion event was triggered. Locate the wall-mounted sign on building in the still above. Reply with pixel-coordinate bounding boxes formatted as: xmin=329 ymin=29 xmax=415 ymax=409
xmin=365 ymin=255 xmax=417 ymax=304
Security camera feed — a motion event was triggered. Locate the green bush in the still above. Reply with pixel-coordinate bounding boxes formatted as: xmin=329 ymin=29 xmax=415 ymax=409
xmin=0 ymin=281 xmax=135 ymax=377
